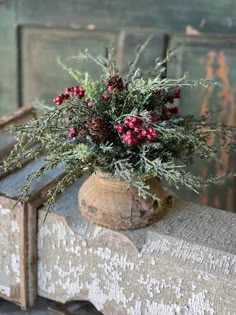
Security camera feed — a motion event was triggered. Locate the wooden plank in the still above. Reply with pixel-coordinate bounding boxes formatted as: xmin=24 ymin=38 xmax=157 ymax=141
xmin=0 ymin=197 xmax=23 ymax=306
xmin=0 ymin=105 xmax=36 ymax=130
xmin=21 ymin=27 xmax=116 ymax=108
xmin=16 ymin=0 xmax=236 ymax=34
xmin=0 ymin=156 xmax=65 ymax=203
xmin=0 ymin=0 xmax=18 ymax=115
xmin=19 ymin=203 xmax=28 ymax=310
xmin=167 ymin=34 xmax=236 ymax=212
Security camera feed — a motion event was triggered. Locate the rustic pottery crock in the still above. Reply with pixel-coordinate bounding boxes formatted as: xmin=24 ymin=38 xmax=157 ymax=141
xmin=78 ymin=171 xmax=172 ymax=230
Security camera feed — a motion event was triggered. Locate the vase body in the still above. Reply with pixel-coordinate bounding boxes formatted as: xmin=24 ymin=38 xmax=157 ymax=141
xmin=78 ymin=172 xmax=170 ymax=230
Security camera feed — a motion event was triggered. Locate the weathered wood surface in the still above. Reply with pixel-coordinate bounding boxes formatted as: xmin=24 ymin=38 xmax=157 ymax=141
xmin=0 ymin=297 xmax=102 ymax=315
xmin=0 ymin=157 xmax=64 ymax=203
xmin=0 ymin=153 xmax=65 ymax=309
xmin=0 ymin=105 xmax=36 ymax=162
xmin=38 ymin=179 xmax=236 ymax=314
xmin=21 ymin=27 xmax=116 ymax=107
xmin=0 ymin=0 xmax=17 ymax=115
xmin=117 ymin=30 xmax=165 ymax=76
xmin=16 ymin=0 xmax=236 ymax=34
xmin=0 ymin=106 xmax=65 ymax=309
xmin=167 ymin=34 xmax=236 ymax=212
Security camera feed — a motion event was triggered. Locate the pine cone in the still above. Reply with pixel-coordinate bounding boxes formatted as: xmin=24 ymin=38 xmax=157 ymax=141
xmin=107 ymin=74 xmax=124 ymax=91
xmin=77 ymin=129 xmax=88 ymax=139
xmin=85 ymin=117 xmax=113 ymax=144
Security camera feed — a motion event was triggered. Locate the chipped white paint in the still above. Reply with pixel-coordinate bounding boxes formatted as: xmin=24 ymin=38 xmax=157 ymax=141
xmin=0 ymin=203 xmax=10 ymax=215
xmin=37 ymin=210 xmax=236 ymax=315
xmin=0 ymin=285 xmax=11 ymax=297
xmin=0 ymin=197 xmax=22 ymax=301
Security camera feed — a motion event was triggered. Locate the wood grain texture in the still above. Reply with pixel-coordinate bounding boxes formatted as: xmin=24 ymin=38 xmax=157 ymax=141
xmin=0 ymin=105 xmax=36 ymax=130
xmin=37 ymin=180 xmax=236 ymax=314
xmin=167 ymin=34 xmax=236 ymax=212
xmin=0 ymin=157 xmax=64 ymax=200
xmin=0 ymin=197 xmax=22 ymax=305
xmin=16 ymin=0 xmax=236 ymax=34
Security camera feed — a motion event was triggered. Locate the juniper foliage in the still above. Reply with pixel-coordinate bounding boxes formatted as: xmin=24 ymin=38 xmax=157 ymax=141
xmin=1 ymin=39 xmax=236 ymax=210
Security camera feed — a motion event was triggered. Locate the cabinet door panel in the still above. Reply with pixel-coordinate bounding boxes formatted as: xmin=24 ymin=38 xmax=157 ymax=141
xmin=167 ymin=35 xmax=236 ymax=212
xmin=21 ymin=28 xmax=116 ymax=106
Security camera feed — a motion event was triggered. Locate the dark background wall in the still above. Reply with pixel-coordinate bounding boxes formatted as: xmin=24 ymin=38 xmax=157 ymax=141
xmin=1 ymin=0 xmax=236 ymax=211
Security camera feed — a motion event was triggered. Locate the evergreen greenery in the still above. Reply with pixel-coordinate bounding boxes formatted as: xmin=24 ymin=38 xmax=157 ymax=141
xmin=1 ymin=40 xmax=236 ymax=210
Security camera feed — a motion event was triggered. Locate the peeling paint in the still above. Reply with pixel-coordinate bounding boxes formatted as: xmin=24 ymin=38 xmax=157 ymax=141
xmin=37 ymin=211 xmax=236 ymax=315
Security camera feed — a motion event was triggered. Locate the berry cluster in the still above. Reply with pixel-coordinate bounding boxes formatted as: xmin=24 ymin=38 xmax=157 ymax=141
xmin=161 ymin=106 xmax=179 ymax=120
xmin=167 ymin=88 xmax=181 ymax=104
xmin=102 ymin=75 xmax=128 ymax=101
xmin=53 ymin=86 xmax=85 ymax=105
xmin=68 ymin=127 xmax=78 ymax=139
xmin=115 ymin=116 xmax=158 ymax=146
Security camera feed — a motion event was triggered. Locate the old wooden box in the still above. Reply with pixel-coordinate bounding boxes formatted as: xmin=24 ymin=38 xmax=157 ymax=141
xmin=0 ymin=106 xmax=64 ymax=309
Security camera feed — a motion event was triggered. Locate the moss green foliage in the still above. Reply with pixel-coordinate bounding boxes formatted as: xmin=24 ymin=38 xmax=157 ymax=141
xmin=1 ymin=39 xmax=236 ymax=210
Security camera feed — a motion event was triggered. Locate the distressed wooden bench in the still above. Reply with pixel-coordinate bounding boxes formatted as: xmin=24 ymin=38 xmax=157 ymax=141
xmin=1 ymin=107 xmax=236 ymax=314
xmin=37 ymin=180 xmax=236 ymax=315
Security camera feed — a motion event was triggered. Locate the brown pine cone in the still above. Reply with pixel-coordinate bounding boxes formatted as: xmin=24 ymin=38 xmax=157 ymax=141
xmin=107 ymin=74 xmax=124 ymax=91
xmin=85 ymin=117 xmax=113 ymax=144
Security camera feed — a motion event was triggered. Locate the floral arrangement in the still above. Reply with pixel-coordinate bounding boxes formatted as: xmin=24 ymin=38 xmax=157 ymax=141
xmin=1 ymin=39 xmax=235 ymax=209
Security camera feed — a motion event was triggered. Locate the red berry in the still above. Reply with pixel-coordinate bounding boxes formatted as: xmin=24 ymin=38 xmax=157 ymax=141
xmin=74 ymin=86 xmax=79 ymax=91
xmin=150 ymin=114 xmax=156 ymax=122
xmin=151 ymin=131 xmax=158 ymax=137
xmin=67 ymin=116 xmax=72 ymax=121
xmin=107 ymin=86 xmax=114 ymax=92
xmin=115 ymin=124 xmax=125 ymax=133
xmin=169 ymin=107 xmax=179 ymax=114
xmin=148 ymin=127 xmax=154 ymax=133
xmin=129 ymin=122 xmax=135 ymax=128
xmin=126 ymin=139 xmax=132 ymax=146
xmin=141 ymin=129 xmax=148 ymax=136
xmin=65 ymin=87 xmax=72 ymax=94
xmin=79 ymin=90 xmax=85 ymax=98
xmin=64 ymin=93 xmax=70 ymax=99
xmin=68 ymin=132 xmax=74 ymax=139
xmin=53 ymin=96 xmax=63 ymax=105
xmin=124 ymin=119 xmax=130 ymax=125
xmin=147 ymin=134 xmax=153 ymax=140
xmin=134 ymin=127 xmax=140 ymax=133
xmin=102 ymin=94 xmax=110 ymax=100
xmin=174 ymin=88 xmax=181 ymax=98
xmin=70 ymin=127 xmax=77 ymax=133
xmin=87 ymin=101 xmax=93 ymax=108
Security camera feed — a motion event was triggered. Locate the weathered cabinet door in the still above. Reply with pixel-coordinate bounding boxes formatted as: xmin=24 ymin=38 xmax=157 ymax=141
xmin=1 ymin=0 xmax=236 ymax=212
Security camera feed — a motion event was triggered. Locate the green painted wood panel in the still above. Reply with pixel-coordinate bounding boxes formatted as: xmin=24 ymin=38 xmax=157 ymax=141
xmin=16 ymin=0 xmax=236 ymax=34
xmin=117 ymin=30 xmax=165 ymax=76
xmin=167 ymin=34 xmax=236 ymax=212
xmin=21 ymin=28 xmax=116 ymax=107
xmin=0 ymin=0 xmax=17 ymax=115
